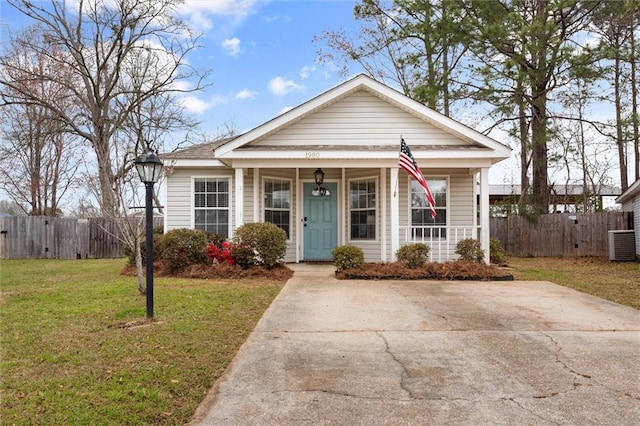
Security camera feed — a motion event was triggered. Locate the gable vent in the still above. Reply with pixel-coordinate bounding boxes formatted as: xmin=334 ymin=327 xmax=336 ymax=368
xmin=608 ymin=230 xmax=636 ymax=261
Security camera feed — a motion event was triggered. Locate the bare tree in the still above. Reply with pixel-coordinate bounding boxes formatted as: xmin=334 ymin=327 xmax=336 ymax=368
xmin=0 ymin=25 xmax=83 ymax=216
xmin=0 ymin=0 xmax=208 ymax=216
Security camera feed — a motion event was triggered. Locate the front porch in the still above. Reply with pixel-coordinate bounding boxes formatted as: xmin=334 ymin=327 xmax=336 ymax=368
xmin=230 ymin=165 xmax=491 ymax=264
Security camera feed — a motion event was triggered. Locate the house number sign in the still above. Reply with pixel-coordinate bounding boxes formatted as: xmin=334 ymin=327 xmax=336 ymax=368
xmin=305 ymin=151 xmax=320 ymax=159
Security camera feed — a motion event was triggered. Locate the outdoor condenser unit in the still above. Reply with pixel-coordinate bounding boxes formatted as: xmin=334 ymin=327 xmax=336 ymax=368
xmin=608 ymin=230 xmax=636 ymax=261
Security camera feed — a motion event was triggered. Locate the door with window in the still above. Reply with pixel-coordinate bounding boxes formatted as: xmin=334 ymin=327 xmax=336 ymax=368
xmin=303 ymin=182 xmax=337 ymax=260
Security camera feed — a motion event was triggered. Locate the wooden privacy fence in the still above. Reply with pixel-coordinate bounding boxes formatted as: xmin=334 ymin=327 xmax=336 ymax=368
xmin=0 ymin=216 xmax=163 ymax=260
xmin=490 ymin=212 xmax=633 ymax=257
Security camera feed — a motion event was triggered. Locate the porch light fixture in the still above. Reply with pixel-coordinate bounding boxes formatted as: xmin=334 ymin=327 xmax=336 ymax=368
xmin=314 ymin=168 xmax=325 ymax=186
xmin=134 ymin=147 xmax=164 ymax=319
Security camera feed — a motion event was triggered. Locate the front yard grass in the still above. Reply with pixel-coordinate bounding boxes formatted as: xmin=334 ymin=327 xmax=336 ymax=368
xmin=509 ymin=256 xmax=640 ymax=310
xmin=0 ymin=259 xmax=284 ymax=425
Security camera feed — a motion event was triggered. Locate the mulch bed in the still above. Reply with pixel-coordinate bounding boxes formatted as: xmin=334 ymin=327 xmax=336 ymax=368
xmin=122 ymin=260 xmax=512 ymax=282
xmin=121 ymin=261 xmax=294 ymax=281
xmin=337 ymin=261 xmax=514 ymax=281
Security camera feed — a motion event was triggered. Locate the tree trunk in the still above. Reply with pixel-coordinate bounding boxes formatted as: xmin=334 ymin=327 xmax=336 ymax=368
xmin=614 ymin=56 xmax=629 ymax=191
xmin=135 ymin=241 xmax=145 ymax=295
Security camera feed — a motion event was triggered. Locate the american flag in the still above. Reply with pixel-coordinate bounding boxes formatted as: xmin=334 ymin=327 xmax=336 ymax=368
xmin=399 ymin=139 xmax=437 ymax=218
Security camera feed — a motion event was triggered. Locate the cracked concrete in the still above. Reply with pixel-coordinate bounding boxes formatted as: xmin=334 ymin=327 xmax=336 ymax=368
xmin=192 ymin=265 xmax=640 ymax=425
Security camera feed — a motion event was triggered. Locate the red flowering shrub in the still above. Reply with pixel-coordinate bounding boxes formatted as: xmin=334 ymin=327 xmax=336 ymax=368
xmin=207 ymin=241 xmax=236 ymax=265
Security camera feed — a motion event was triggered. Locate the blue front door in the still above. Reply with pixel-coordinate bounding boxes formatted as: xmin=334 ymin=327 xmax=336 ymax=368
xmin=303 ymin=182 xmax=338 ymax=260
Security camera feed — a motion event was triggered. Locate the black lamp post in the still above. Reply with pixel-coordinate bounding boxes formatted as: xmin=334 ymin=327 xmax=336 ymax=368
xmin=134 ymin=148 xmax=164 ymax=319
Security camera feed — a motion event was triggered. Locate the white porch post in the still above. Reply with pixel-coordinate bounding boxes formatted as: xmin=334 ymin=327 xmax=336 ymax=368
xmin=295 ymin=167 xmax=300 ymax=263
xmin=380 ymin=167 xmax=387 ymax=261
xmin=390 ymin=167 xmax=399 ymax=261
xmin=235 ymin=168 xmax=244 ymax=231
xmin=479 ymin=167 xmax=490 ymax=264
xmin=253 ymin=167 xmax=259 ymax=223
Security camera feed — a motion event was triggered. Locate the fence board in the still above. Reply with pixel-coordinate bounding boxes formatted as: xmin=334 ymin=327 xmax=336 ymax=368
xmin=0 ymin=216 xmax=163 ymax=260
xmin=490 ymin=212 xmax=633 ymax=257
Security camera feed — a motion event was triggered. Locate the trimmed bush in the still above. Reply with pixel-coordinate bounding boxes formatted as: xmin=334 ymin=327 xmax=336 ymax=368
xmin=396 ymin=243 xmax=430 ymax=268
xmin=490 ymin=238 xmax=508 ymax=265
xmin=204 ymin=232 xmax=226 ymax=248
xmin=230 ymin=243 xmax=256 ymax=269
xmin=455 ymin=238 xmax=484 ymax=263
xmin=332 ymin=245 xmax=364 ymax=271
xmin=156 ymin=228 xmax=208 ymax=271
xmin=234 ymin=222 xmax=287 ymax=268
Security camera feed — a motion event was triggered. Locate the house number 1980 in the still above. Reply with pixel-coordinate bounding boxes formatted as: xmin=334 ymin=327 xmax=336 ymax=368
xmin=305 ymin=151 xmax=320 ymax=159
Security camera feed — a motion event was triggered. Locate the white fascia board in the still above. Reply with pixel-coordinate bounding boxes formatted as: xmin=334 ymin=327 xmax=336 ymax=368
xmin=170 ymin=159 xmax=227 ymax=168
xmin=230 ymin=158 xmax=496 ymax=169
xmin=616 ymin=179 xmax=640 ymax=204
xmin=224 ymin=149 xmax=508 ymax=162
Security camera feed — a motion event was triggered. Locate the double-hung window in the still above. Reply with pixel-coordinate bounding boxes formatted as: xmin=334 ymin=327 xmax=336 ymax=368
xmin=194 ymin=177 xmax=230 ymax=237
xmin=411 ymin=177 xmax=447 ymax=238
xmin=264 ymin=178 xmax=291 ymax=238
xmin=349 ymin=178 xmax=376 ymax=240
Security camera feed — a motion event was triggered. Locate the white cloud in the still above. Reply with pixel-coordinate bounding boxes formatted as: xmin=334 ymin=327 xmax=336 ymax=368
xmin=269 ymin=77 xmax=304 ymax=96
xmin=279 ymin=106 xmax=293 ymax=115
xmin=179 ymin=94 xmax=229 ymax=114
xmin=221 ymin=37 xmax=241 ymax=57
xmin=299 ymin=65 xmax=316 ymax=80
xmin=180 ymin=0 xmax=261 ymax=31
xmin=236 ymin=89 xmax=257 ymax=100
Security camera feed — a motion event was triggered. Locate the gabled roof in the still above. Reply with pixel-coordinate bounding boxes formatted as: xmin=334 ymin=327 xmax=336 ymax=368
xmin=214 ymin=74 xmax=511 ymax=161
xmin=616 ymin=179 xmax=640 ymax=204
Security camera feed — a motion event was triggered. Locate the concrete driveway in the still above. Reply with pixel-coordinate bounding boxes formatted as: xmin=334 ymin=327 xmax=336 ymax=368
xmin=192 ymin=265 xmax=640 ymax=425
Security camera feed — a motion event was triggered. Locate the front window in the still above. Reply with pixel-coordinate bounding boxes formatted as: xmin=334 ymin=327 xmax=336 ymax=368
xmin=350 ymin=178 xmax=376 ymax=240
xmin=194 ymin=178 xmax=230 ymax=237
xmin=264 ymin=178 xmax=291 ymax=238
xmin=411 ymin=178 xmax=447 ymax=238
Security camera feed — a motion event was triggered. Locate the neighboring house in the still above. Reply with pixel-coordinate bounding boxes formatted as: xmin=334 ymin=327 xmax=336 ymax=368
xmin=490 ymin=183 xmax=621 ymax=213
xmin=162 ymin=74 xmax=511 ymax=264
xmin=616 ymin=178 xmax=640 ymax=259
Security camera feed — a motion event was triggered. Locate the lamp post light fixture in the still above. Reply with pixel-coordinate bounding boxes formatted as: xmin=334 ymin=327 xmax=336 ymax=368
xmin=134 ymin=148 xmax=164 ymax=319
xmin=313 ymin=168 xmax=325 ymax=186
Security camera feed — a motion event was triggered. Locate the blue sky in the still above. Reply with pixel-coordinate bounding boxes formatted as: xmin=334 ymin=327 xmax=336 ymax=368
xmin=170 ymin=0 xmax=363 ymax=137
xmin=0 ymin=0 xmax=363 ymax=139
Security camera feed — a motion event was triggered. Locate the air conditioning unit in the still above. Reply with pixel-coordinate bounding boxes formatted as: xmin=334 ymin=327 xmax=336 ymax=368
xmin=608 ymin=230 xmax=636 ymax=261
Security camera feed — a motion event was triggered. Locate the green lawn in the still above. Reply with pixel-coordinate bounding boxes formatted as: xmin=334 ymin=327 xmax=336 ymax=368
xmin=0 ymin=259 xmax=284 ymax=425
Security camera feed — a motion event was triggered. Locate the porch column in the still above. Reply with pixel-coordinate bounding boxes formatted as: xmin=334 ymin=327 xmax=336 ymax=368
xmin=253 ymin=167 xmax=260 ymax=223
xmin=380 ymin=167 xmax=387 ymax=261
xmin=479 ymin=167 xmax=490 ymax=264
xmin=390 ymin=167 xmax=399 ymax=260
xmin=235 ymin=168 xmax=244 ymax=231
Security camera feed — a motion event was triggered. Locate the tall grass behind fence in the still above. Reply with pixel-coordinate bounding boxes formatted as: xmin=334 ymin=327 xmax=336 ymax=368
xmin=490 ymin=212 xmax=633 ymax=257
xmin=0 ymin=216 xmax=163 ymax=260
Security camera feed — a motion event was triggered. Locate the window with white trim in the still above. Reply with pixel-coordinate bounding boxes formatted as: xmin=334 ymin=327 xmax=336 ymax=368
xmin=411 ymin=178 xmax=447 ymax=238
xmin=264 ymin=178 xmax=291 ymax=238
xmin=349 ymin=178 xmax=376 ymax=240
xmin=194 ymin=178 xmax=230 ymax=237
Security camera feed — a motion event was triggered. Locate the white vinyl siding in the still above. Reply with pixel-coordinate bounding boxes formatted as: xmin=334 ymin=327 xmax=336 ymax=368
xmin=165 ymin=169 xmax=233 ymax=232
xmin=251 ymin=91 xmax=472 ymax=148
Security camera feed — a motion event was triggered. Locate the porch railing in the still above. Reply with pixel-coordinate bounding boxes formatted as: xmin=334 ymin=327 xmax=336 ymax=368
xmin=399 ymin=226 xmax=480 ymax=262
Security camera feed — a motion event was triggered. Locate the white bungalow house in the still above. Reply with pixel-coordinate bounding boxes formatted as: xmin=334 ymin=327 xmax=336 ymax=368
xmin=162 ymin=74 xmax=511 ymax=264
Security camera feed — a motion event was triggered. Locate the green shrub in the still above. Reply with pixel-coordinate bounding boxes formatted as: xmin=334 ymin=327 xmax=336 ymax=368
xmin=156 ymin=228 xmax=208 ymax=271
xmin=455 ymin=238 xmax=484 ymax=263
xmin=332 ymin=245 xmax=364 ymax=271
xmin=231 ymin=243 xmax=256 ymax=269
xmin=490 ymin=238 xmax=508 ymax=265
xmin=234 ymin=222 xmax=287 ymax=268
xmin=204 ymin=232 xmax=226 ymax=248
xmin=396 ymin=243 xmax=430 ymax=268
